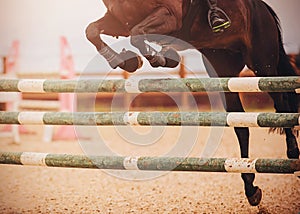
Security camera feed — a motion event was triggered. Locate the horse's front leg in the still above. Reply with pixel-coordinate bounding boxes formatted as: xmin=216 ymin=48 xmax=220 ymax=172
xmin=130 ymin=7 xmax=181 ymax=68
xmin=202 ymin=50 xmax=262 ymax=206
xmin=86 ymin=12 xmax=143 ymax=72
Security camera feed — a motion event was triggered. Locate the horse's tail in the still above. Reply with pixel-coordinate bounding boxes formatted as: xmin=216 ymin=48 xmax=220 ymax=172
xmin=263 ymin=2 xmax=299 ymax=115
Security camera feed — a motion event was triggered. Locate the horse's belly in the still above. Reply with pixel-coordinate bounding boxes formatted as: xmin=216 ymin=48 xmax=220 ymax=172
xmin=103 ymin=0 xmax=182 ymax=30
xmin=105 ymin=0 xmax=158 ymax=27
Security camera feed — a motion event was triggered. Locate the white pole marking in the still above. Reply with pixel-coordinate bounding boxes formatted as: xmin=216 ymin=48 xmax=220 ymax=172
xmin=228 ymin=77 xmax=262 ymax=92
xmin=227 ymin=113 xmax=259 ymax=127
xmin=123 ymin=156 xmax=140 ymax=170
xmin=18 ymin=79 xmax=46 ymax=93
xmin=224 ymin=158 xmax=258 ymax=173
xmin=20 ymin=152 xmax=48 ymax=166
xmin=18 ymin=112 xmax=45 ymax=124
xmin=123 ymin=112 xmax=140 ymax=125
xmin=125 ymin=79 xmax=141 ymax=93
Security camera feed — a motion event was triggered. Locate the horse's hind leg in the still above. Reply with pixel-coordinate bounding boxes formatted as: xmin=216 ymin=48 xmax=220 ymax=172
xmin=269 ymin=53 xmax=299 ymax=159
xmin=268 ymin=92 xmax=299 ymax=159
xmin=245 ymin=1 xmax=299 ymax=159
xmin=202 ymin=49 xmax=262 ymax=206
xmin=246 ymin=47 xmax=299 ymax=159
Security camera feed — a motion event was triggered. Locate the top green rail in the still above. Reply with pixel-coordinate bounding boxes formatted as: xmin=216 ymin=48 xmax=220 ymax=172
xmin=0 ymin=77 xmax=300 ymax=93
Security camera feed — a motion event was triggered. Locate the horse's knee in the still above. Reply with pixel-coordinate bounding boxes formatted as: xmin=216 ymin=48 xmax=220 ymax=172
xmin=85 ymin=22 xmax=103 ymax=50
xmin=85 ymin=23 xmax=95 ymax=41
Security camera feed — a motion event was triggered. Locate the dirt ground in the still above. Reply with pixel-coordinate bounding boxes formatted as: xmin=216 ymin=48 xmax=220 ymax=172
xmin=0 ymin=125 xmax=299 ymax=213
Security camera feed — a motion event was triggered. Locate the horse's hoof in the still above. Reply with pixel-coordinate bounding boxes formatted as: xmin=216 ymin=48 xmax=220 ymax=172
xmin=287 ymin=147 xmax=300 ymax=159
xmin=119 ymin=50 xmax=143 ymax=72
xmin=163 ymin=48 xmax=181 ymax=68
xmin=247 ymin=186 xmax=262 ymax=206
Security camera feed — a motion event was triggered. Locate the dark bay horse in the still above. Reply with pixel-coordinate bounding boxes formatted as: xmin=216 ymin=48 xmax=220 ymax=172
xmin=86 ymin=0 xmax=299 ymax=206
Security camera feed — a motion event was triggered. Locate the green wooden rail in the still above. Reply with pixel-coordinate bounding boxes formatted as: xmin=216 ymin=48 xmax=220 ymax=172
xmin=1 ymin=77 xmax=299 ymax=93
xmin=0 ymin=152 xmax=299 ymax=174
